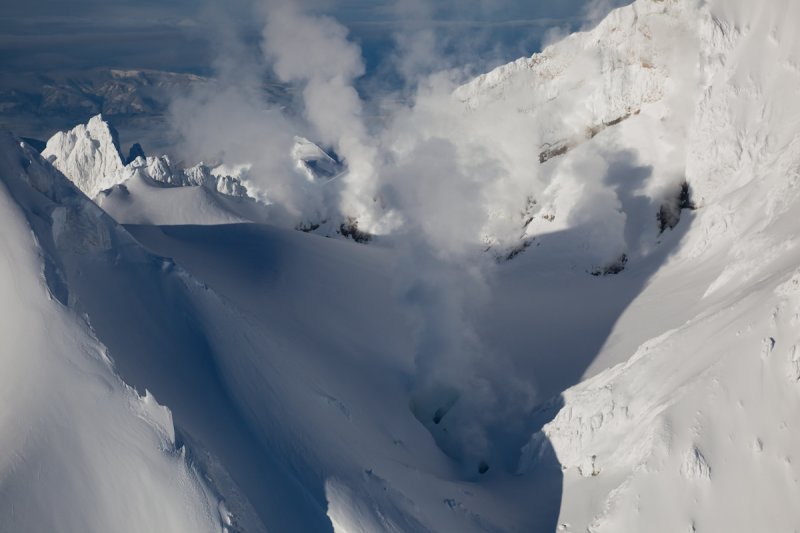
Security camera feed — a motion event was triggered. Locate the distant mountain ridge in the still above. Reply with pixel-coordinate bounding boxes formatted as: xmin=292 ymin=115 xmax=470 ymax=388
xmin=0 ymin=68 xmax=292 ymax=149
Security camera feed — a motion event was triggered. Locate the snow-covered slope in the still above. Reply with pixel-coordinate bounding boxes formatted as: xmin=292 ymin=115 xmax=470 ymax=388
xmin=95 ymin=172 xmax=274 ymax=226
xmin=455 ymin=0 xmax=696 ymax=145
xmin=0 ymin=135 xmax=556 ymax=532
xmin=5 ymin=0 xmax=800 ymax=531
xmin=0 ymin=134 xmax=225 ymax=533
xmin=41 ymin=115 xmax=358 ymax=233
xmin=457 ymin=0 xmax=800 ymax=530
xmin=42 ymin=115 xmax=272 ymax=225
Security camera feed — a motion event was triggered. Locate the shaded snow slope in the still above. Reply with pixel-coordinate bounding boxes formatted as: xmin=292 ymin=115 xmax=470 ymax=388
xmin=95 ymin=173 xmax=267 ymax=226
xmin=6 ymin=138 xmax=549 ymax=531
xmin=123 ymin=222 xmax=566 ymax=533
xmin=93 ymin=164 xmax=280 ymax=226
xmin=0 ymin=134 xmax=224 ymax=533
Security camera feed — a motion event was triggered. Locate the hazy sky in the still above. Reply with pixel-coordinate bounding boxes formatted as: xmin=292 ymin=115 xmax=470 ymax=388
xmin=0 ymin=0 xmax=629 ymax=76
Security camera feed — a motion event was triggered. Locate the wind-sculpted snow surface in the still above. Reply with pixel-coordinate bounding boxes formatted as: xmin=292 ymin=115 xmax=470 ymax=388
xmin=0 ymin=133 xmax=225 ymax=533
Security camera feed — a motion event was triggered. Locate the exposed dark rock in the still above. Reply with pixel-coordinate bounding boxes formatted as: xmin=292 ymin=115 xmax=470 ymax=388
xmin=296 ymin=221 xmax=321 ymax=233
xmin=539 ymin=109 xmax=640 ymax=164
xmin=591 ymin=254 xmax=628 ymax=276
xmin=658 ymin=181 xmax=696 ymax=233
xmin=125 ymin=142 xmax=145 ymax=164
xmin=339 ymin=218 xmax=372 ymax=244
xmin=20 ymin=137 xmax=46 ymax=153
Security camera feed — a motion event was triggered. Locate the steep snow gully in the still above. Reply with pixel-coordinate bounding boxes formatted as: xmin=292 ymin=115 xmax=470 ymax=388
xmin=3 ymin=0 xmax=800 ymax=531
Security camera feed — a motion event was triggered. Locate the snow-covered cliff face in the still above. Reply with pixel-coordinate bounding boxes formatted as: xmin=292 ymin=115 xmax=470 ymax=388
xmin=41 ymin=115 xmax=263 ymax=228
xmin=335 ymin=0 xmax=706 ymax=272
xmin=432 ymin=0 xmax=799 ymax=268
xmin=0 ymin=133 xmax=226 ymax=533
xmin=435 ymin=0 xmax=706 ymax=268
xmin=42 ymin=114 xmax=128 ymax=197
xmin=498 ymin=0 xmax=800 ymax=530
xmin=455 ymin=0 xmax=700 ymax=145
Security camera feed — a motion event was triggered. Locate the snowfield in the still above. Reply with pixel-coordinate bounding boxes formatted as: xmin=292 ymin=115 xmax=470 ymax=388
xmin=2 ymin=0 xmax=800 ymax=531
xmin=0 ymin=133 xmax=225 ymax=533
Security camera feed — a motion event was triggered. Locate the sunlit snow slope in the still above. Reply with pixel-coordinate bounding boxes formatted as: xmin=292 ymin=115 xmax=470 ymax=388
xmin=0 ymin=134 xmax=225 ymax=533
xmin=3 ymin=0 xmax=800 ymax=531
xmin=472 ymin=0 xmax=800 ymax=531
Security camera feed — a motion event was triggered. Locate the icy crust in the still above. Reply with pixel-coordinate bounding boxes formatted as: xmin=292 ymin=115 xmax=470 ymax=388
xmin=0 ymin=132 xmax=225 ymax=533
xmin=455 ymin=0 xmax=701 ymax=151
xmin=42 ymin=114 xmax=127 ymax=197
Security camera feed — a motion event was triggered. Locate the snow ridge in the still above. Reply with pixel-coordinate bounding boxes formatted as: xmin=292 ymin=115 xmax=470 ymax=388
xmin=0 ymin=131 xmax=225 ymax=533
xmin=42 ymin=114 xmax=127 ymax=197
xmin=43 ymin=115 xmax=250 ymax=200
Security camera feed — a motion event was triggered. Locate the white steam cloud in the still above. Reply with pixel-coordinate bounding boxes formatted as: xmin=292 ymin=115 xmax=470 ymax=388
xmin=258 ymin=0 xmax=384 ymax=232
xmin=168 ymin=0 xmax=650 ymax=470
